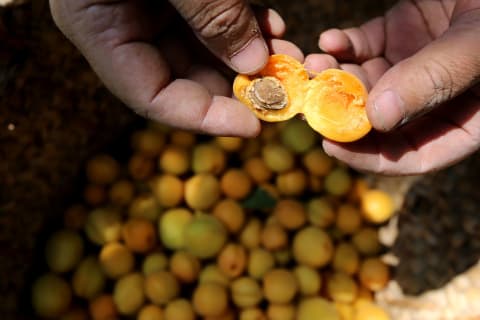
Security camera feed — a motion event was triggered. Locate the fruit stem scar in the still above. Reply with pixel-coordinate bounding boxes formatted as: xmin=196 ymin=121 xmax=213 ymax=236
xmin=247 ymin=76 xmax=288 ymax=110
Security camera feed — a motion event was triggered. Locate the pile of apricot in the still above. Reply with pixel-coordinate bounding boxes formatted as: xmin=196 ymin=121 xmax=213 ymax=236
xmin=234 ymin=54 xmax=371 ymax=142
xmin=31 ymin=119 xmax=395 ymax=320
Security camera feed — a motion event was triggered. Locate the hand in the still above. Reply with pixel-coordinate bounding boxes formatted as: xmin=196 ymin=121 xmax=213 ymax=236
xmin=49 ymin=0 xmax=303 ymax=137
xmin=305 ymin=0 xmax=480 ymax=175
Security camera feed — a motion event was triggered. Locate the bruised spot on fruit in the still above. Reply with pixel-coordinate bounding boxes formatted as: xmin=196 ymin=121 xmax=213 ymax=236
xmin=247 ymin=76 xmax=288 ymax=111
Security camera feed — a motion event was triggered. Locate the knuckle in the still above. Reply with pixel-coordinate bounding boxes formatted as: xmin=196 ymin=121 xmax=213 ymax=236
xmin=422 ymin=58 xmax=455 ymax=108
xmin=186 ymin=0 xmax=248 ymax=40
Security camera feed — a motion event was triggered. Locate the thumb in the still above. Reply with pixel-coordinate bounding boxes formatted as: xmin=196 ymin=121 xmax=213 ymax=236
xmin=170 ymin=0 xmax=269 ymax=74
xmin=367 ymin=5 xmax=480 ymax=131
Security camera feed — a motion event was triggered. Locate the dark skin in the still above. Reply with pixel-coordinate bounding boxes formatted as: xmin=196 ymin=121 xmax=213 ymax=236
xmin=49 ymin=0 xmax=303 ymax=137
xmin=306 ymin=0 xmax=480 ymax=175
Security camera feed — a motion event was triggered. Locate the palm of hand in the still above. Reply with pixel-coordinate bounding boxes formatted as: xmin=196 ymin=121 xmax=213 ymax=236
xmin=308 ymin=0 xmax=480 ymax=175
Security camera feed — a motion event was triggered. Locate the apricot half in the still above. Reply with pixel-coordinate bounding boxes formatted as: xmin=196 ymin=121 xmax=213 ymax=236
xmin=233 ymin=54 xmax=371 ymax=142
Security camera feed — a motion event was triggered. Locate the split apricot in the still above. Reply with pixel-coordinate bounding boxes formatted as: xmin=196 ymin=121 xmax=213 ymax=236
xmin=233 ymin=54 xmax=371 ymax=142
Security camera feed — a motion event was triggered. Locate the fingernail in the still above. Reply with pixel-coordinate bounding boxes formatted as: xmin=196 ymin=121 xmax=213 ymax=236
xmin=372 ymin=90 xmax=405 ymax=131
xmin=230 ymin=37 xmax=268 ymax=74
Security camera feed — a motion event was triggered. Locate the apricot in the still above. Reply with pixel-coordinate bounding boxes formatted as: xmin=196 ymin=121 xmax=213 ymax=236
xmin=183 ymin=215 xmax=227 ymax=259
xmin=184 ymin=173 xmax=221 ymax=210
xmin=85 ymin=208 xmax=123 ymax=245
xmin=332 ymin=242 xmax=360 ymax=276
xmin=145 ymin=270 xmax=180 ymax=305
xmin=275 ymin=168 xmax=308 ymax=197
xmin=360 ymin=189 xmax=395 ymax=224
xmin=158 ymin=207 xmax=193 ymax=250
xmin=142 ymin=252 xmax=169 ymax=275
xmin=262 ymin=269 xmax=298 ymax=304
xmin=128 ymin=152 xmax=155 ymax=180
xmin=260 ymin=222 xmax=288 ymax=251
xmin=45 ymin=229 xmax=84 ymax=273
xmin=163 ymin=299 xmax=195 ymax=320
xmin=292 ymin=226 xmax=334 ymax=268
xmin=217 ymin=242 xmax=247 ymax=278
xmin=233 ymin=54 xmax=371 ymax=142
xmin=215 ymin=136 xmax=244 ymax=152
xmin=353 ymin=300 xmax=391 ymax=320
xmin=306 ymin=197 xmax=336 ymax=228
xmin=212 ymin=199 xmax=246 ymax=234
xmin=129 ymin=194 xmax=161 ymax=222
xmin=293 ymin=265 xmax=322 ymax=296
xmin=302 ymin=147 xmax=334 ymax=176
xmin=72 ymin=256 xmax=106 ymax=299
xmin=326 ymin=271 xmax=358 ymax=303
xmin=352 ymin=227 xmax=382 ymax=256
xmin=324 ymin=167 xmax=352 ymax=196
xmin=243 ymin=156 xmax=273 ymax=184
xmin=336 ymin=204 xmax=363 ymax=235
xmin=158 ymin=144 xmax=190 ymax=175
xmin=297 ymin=297 xmax=340 ymax=320
xmin=247 ymin=248 xmax=275 ymax=280
xmin=239 ymin=308 xmax=267 ymax=320
xmin=267 ymin=303 xmax=296 ymax=320
xmin=198 ymin=264 xmax=230 ymax=287
xmin=191 ymin=143 xmax=226 ymax=174
xmin=170 ymin=129 xmax=196 ymax=148
xmin=358 ymin=258 xmax=390 ymax=291
xmin=220 ymin=168 xmax=253 ymax=200
xmin=192 ymin=283 xmax=229 ymax=317
xmin=89 ymin=294 xmax=117 ymax=320
xmin=32 ymin=273 xmax=72 ymax=318
xmin=99 ymin=242 xmax=135 ymax=279
xmin=150 ymin=174 xmax=184 ymax=208
xmin=280 ymin=118 xmax=317 ymax=153
xmin=261 ymin=143 xmax=295 ymax=173
xmin=130 ymin=128 xmax=165 ymax=157
xmin=121 ymin=217 xmax=157 ymax=253
xmin=230 ymin=277 xmax=263 ymax=308
xmin=169 ymin=250 xmax=201 ymax=283
xmin=113 ymin=272 xmax=145 ymax=315
xmin=138 ymin=304 xmax=164 ymax=320
xmin=273 ymin=199 xmax=307 ymax=230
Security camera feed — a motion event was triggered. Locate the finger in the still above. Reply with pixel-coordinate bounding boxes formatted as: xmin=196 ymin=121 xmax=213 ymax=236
xmin=361 ymin=57 xmax=391 ymax=86
xmin=170 ymin=0 xmax=269 ymax=74
xmin=186 ymin=65 xmax=231 ymax=96
xmin=304 ymin=53 xmax=339 ymax=73
xmin=255 ymin=7 xmax=286 ymax=38
xmin=318 ymin=17 xmax=385 ymax=63
xmin=267 ymin=38 xmax=304 ymax=62
xmin=367 ymin=6 xmax=480 ymax=132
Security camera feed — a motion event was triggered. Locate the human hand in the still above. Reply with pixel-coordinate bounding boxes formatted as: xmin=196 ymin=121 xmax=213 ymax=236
xmin=49 ymin=0 xmax=303 ymax=137
xmin=305 ymin=0 xmax=480 ymax=175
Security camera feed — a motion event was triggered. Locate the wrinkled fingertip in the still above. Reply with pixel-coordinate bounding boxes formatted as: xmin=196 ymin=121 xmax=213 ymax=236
xmin=268 ymin=38 xmax=304 ymax=63
xmin=230 ymin=37 xmax=269 ymax=74
xmin=318 ymin=28 xmax=352 ymax=54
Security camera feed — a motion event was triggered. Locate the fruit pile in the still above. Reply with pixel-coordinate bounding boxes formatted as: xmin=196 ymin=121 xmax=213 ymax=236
xmin=30 ymin=119 xmax=395 ymax=320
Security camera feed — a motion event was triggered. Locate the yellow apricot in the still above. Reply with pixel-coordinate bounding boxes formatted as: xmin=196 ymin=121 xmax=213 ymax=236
xmin=130 ymin=128 xmax=165 ymax=157
xmin=170 ymin=129 xmax=196 ymax=148
xmin=72 ymin=256 xmax=106 ymax=299
xmin=184 ymin=173 xmax=220 ymax=210
xmin=217 ymin=243 xmax=247 ymax=278
xmin=144 ymin=270 xmax=180 ymax=305
xmin=31 ymin=273 xmax=72 ymax=318
xmin=150 ymin=174 xmax=184 ymax=208
xmin=336 ymin=204 xmax=363 ymax=235
xmin=243 ymin=156 xmax=273 ymax=184
xmin=275 ymin=168 xmax=308 ymax=196
xmin=306 ymin=197 xmax=336 ymax=228
xmin=192 ymin=283 xmax=229 ymax=317
xmin=262 ymin=143 xmax=295 ymax=173
xmin=89 ymin=294 xmax=117 ymax=320
xmin=324 ymin=167 xmax=352 ymax=196
xmin=220 ymin=168 xmax=253 ymax=200
xmin=292 ymin=226 xmax=334 ymax=268
xmin=113 ymin=273 xmax=145 ymax=315
xmin=360 ymin=189 xmax=395 ymax=224
xmin=352 ymin=227 xmax=382 ymax=256
xmin=129 ymin=194 xmax=161 ymax=222
xmin=230 ymin=277 xmax=263 ymax=308
xmin=45 ymin=229 xmax=84 ymax=273
xmin=158 ymin=207 xmax=193 ymax=250
xmin=240 ymin=218 xmax=263 ymax=249
xmin=261 ymin=222 xmax=289 ymax=251
xmin=164 ymin=299 xmax=195 ymax=320
xmin=138 ymin=304 xmax=164 ymax=320
xmin=99 ymin=242 xmax=135 ymax=279
xmin=267 ymin=303 xmax=296 ymax=320
xmin=169 ymin=250 xmax=201 ymax=283
xmin=263 ymin=269 xmax=298 ymax=304
xmin=273 ymin=199 xmax=307 ymax=230
xmin=302 ymin=147 xmax=334 ymax=176
xmin=191 ymin=143 xmax=226 ymax=174
xmin=332 ymin=242 xmax=360 ymax=275
xmin=247 ymin=248 xmax=275 ymax=280
xmin=212 ymin=199 xmax=246 ymax=234
xmin=198 ymin=264 xmax=230 ymax=287
xmin=142 ymin=252 xmax=169 ymax=275
xmin=326 ymin=271 xmax=358 ymax=303
xmin=353 ymin=300 xmax=391 ymax=320
xmin=158 ymin=144 xmax=190 ymax=175
xmin=215 ymin=136 xmax=244 ymax=152
xmin=297 ymin=297 xmax=340 ymax=320
xmin=293 ymin=265 xmax=322 ymax=296
xmin=122 ymin=217 xmax=157 ymax=253
xmin=358 ymin=258 xmax=390 ymax=291
xmin=128 ymin=152 xmax=155 ymax=180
